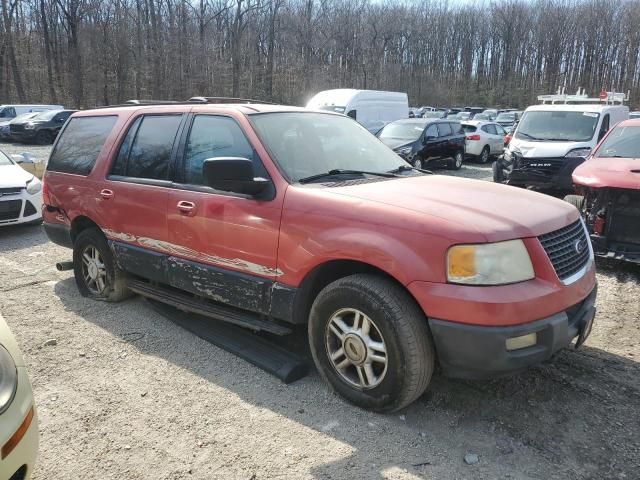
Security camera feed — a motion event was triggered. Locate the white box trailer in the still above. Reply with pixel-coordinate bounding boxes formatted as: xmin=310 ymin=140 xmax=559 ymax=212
xmin=306 ymin=89 xmax=409 ymax=133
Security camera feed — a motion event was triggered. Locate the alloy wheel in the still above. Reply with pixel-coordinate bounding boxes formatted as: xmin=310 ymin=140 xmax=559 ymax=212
xmin=81 ymin=245 xmax=107 ymax=294
xmin=325 ymin=308 xmax=388 ymax=389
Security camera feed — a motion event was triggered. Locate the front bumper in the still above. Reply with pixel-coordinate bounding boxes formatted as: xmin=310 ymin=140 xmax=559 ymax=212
xmin=8 ymin=130 xmax=37 ymax=142
xmin=497 ymin=154 xmax=585 ymax=190
xmin=591 ymin=235 xmax=640 ymax=264
xmin=428 ymin=286 xmax=597 ymax=379
xmin=0 ymin=367 xmax=38 ymax=480
xmin=0 ymin=190 xmax=42 ymax=226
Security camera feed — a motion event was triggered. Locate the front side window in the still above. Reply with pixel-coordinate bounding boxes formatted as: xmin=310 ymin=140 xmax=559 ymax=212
xmin=594 ymin=125 xmax=640 ymax=159
xmin=250 ymin=112 xmax=407 ymax=182
xmin=48 ymin=116 xmax=117 ymax=175
xmin=424 ymin=124 xmax=438 ymax=137
xmin=598 ymin=114 xmax=610 ymax=141
xmin=515 ymin=111 xmax=599 ymax=142
xmin=182 ymin=115 xmax=265 ymax=186
xmin=111 ymin=115 xmax=182 ymax=180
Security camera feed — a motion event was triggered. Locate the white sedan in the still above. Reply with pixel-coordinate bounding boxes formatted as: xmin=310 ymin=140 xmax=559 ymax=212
xmin=0 ymin=314 xmax=38 ymax=479
xmin=0 ymin=150 xmax=42 ymax=226
xmin=462 ymin=121 xmax=507 ymax=163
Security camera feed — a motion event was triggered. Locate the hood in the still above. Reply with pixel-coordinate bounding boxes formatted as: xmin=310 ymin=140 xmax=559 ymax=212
xmin=0 ymin=164 xmax=33 ymax=188
xmin=508 ymin=137 xmax=592 ymax=158
xmin=327 ymin=175 xmax=579 ymax=242
xmin=380 ymin=138 xmax=416 ymax=150
xmin=573 ymin=157 xmax=640 ymax=190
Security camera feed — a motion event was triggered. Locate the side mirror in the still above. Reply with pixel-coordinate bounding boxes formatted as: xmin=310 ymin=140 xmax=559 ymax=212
xmin=202 ymin=157 xmax=270 ymax=196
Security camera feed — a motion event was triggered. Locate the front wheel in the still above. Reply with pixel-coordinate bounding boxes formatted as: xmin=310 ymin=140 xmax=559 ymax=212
xmin=308 ymin=274 xmax=434 ymax=412
xmin=73 ymin=228 xmax=130 ymax=302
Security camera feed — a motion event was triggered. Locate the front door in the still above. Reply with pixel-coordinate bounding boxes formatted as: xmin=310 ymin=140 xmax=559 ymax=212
xmin=419 ymin=123 xmax=441 ymax=164
xmin=166 ymin=114 xmax=283 ymax=314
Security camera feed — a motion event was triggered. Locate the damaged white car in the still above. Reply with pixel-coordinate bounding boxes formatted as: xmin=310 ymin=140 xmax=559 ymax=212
xmin=0 ymin=150 xmax=42 ymax=227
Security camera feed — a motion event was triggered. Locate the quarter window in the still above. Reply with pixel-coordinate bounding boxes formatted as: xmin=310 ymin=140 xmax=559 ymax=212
xmin=111 ymin=115 xmax=182 ymax=180
xmin=48 ymin=116 xmax=117 ymax=175
xmin=182 ymin=115 xmax=265 ymax=186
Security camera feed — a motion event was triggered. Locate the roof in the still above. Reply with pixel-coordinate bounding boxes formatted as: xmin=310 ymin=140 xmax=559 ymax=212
xmin=461 ymin=120 xmax=496 ymax=126
xmin=526 ymin=104 xmax=629 ymax=113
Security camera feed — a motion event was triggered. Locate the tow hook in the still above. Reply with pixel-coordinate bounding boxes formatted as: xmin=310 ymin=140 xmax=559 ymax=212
xmin=56 ymin=261 xmax=74 ymax=271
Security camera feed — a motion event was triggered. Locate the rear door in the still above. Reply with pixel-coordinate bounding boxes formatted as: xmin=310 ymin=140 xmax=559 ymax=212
xmin=482 ymin=123 xmax=503 ymax=153
xmin=165 ymin=113 xmax=283 ymax=315
xmin=437 ymin=122 xmax=453 ymax=160
xmin=101 ymin=113 xmax=186 ymax=283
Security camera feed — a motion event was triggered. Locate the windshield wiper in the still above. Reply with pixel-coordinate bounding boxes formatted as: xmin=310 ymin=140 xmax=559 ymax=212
xmin=298 ymin=169 xmax=399 ymax=184
xmin=517 ymin=132 xmax=540 ymax=141
xmin=386 ymin=164 xmax=433 ymax=175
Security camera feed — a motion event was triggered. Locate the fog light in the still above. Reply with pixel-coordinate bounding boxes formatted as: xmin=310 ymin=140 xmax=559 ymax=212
xmin=506 ymin=332 xmax=537 ymax=351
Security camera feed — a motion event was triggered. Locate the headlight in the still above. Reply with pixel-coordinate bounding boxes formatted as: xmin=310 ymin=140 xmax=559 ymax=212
xmin=447 ymin=239 xmax=534 ymax=285
xmin=24 ymin=123 xmax=35 ymax=130
xmin=395 ymin=146 xmax=412 ymax=155
xmin=26 ymin=177 xmax=42 ymax=194
xmin=0 ymin=344 xmax=18 ymax=414
xmin=565 ymin=148 xmax=591 ymax=158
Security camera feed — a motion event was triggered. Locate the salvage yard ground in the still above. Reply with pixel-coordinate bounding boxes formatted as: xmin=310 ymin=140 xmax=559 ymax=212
xmin=1 ymin=142 xmax=639 ymax=479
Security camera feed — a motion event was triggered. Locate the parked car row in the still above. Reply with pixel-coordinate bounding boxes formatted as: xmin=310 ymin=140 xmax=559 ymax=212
xmin=0 ymin=104 xmax=75 ymax=144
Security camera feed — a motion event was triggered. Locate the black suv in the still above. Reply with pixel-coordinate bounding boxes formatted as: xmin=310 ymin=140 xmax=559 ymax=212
xmin=10 ymin=109 xmax=76 ymax=144
xmin=376 ymin=119 xmax=466 ymax=170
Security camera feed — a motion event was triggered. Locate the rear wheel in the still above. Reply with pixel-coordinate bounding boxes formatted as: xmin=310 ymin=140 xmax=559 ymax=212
xmin=450 ymin=151 xmax=464 ymax=170
xmin=73 ymin=228 xmax=130 ymax=302
xmin=479 ymin=146 xmax=490 ymax=164
xmin=564 ymin=194 xmax=585 ymax=211
xmin=308 ymin=274 xmax=434 ymax=412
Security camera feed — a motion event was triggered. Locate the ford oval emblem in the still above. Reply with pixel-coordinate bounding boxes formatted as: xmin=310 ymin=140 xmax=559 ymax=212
xmin=574 ymin=238 xmax=587 ymax=254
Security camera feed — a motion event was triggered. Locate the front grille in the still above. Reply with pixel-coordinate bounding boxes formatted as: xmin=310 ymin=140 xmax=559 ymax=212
xmin=515 ymin=156 xmax=565 ymax=175
xmin=0 ymin=187 xmax=23 ymax=196
xmin=9 ymin=124 xmax=25 ymax=133
xmin=538 ymin=220 xmax=590 ymax=281
xmin=0 ymin=199 xmax=22 ymax=220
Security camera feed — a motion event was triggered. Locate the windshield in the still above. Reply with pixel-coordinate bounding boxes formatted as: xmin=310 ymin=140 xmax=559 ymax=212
xmin=515 ymin=111 xmax=599 ymax=142
xmin=316 ymin=105 xmax=346 ymax=114
xmin=377 ymin=122 xmax=426 ymax=141
xmin=0 ymin=150 xmax=13 ymax=166
xmin=594 ymin=125 xmax=640 ymax=159
xmin=33 ymin=109 xmax=61 ymax=121
xmin=251 ymin=112 xmax=408 ymax=182
xmin=496 ymin=113 xmax=515 ymax=122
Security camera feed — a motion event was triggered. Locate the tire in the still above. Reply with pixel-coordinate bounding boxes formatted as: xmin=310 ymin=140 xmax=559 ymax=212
xmin=450 ymin=151 xmax=464 ymax=170
xmin=479 ymin=146 xmax=490 ymax=164
xmin=34 ymin=130 xmax=51 ymax=145
xmin=308 ymin=274 xmax=435 ymax=412
xmin=73 ymin=228 xmax=130 ymax=302
xmin=564 ymin=194 xmax=585 ymax=211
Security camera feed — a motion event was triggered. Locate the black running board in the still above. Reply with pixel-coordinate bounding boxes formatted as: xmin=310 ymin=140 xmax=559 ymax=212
xmin=147 ymin=299 xmax=309 ymax=384
xmin=127 ymin=278 xmax=291 ymax=336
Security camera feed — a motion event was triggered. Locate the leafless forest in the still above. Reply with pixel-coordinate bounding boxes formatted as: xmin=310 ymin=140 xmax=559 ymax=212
xmin=1 ymin=0 xmax=639 ymax=109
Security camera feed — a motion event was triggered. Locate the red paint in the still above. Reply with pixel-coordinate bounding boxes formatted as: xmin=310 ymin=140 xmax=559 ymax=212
xmin=44 ymin=104 xmax=596 ymax=328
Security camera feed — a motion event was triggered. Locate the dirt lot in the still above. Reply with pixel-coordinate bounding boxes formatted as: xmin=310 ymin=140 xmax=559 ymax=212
xmin=1 ymin=143 xmax=639 ymax=479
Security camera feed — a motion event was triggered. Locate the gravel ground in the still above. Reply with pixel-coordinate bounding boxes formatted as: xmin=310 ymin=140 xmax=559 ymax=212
xmin=1 ymin=144 xmax=639 ymax=479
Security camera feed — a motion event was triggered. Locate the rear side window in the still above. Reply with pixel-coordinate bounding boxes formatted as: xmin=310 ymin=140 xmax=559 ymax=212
xmin=111 ymin=115 xmax=182 ymax=180
xmin=48 ymin=116 xmax=117 ymax=175
xmin=482 ymin=124 xmax=498 ymax=135
xmin=437 ymin=123 xmax=452 ymax=137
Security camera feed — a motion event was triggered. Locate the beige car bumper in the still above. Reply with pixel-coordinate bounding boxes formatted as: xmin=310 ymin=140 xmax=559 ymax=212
xmin=0 ymin=366 xmax=38 ymax=480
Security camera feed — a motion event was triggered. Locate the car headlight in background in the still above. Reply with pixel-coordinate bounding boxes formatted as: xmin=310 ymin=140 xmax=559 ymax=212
xmin=24 ymin=123 xmax=36 ymax=130
xmin=26 ymin=177 xmax=42 ymax=195
xmin=565 ymin=148 xmax=591 ymax=158
xmin=447 ymin=239 xmax=535 ymax=285
xmin=0 ymin=344 xmax=18 ymax=415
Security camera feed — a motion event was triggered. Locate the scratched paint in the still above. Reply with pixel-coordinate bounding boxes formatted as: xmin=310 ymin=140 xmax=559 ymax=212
xmin=103 ymin=228 xmax=283 ymax=277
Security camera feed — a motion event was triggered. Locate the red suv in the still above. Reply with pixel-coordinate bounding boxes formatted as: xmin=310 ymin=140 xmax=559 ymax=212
xmin=43 ymin=100 xmax=597 ymax=412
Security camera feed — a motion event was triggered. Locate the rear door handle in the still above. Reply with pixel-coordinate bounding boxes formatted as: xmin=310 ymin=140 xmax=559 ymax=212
xmin=177 ymin=200 xmax=197 ymax=216
xmin=100 ymin=189 xmax=114 ymax=200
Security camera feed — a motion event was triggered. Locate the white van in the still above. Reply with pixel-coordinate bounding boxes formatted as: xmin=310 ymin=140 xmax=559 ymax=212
xmin=495 ymin=90 xmax=629 ymax=190
xmin=306 ymin=89 xmax=408 ymax=133
xmin=0 ymin=104 xmax=63 ymax=121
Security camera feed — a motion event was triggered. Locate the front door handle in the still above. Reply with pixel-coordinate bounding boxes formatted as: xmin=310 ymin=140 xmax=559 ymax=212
xmin=177 ymin=200 xmax=196 ymax=216
xmin=100 ymin=189 xmax=114 ymax=200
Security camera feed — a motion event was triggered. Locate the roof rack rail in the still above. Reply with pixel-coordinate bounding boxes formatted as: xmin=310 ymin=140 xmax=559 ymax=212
xmin=188 ymin=96 xmax=275 ymax=105
xmin=538 ymin=87 xmax=629 ymax=105
xmin=124 ymin=99 xmax=180 ymax=105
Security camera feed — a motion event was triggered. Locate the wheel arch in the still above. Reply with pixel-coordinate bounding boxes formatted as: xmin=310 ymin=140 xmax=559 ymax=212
xmin=290 ymin=259 xmax=425 ymax=325
xmin=70 ymin=215 xmax=102 ymax=245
